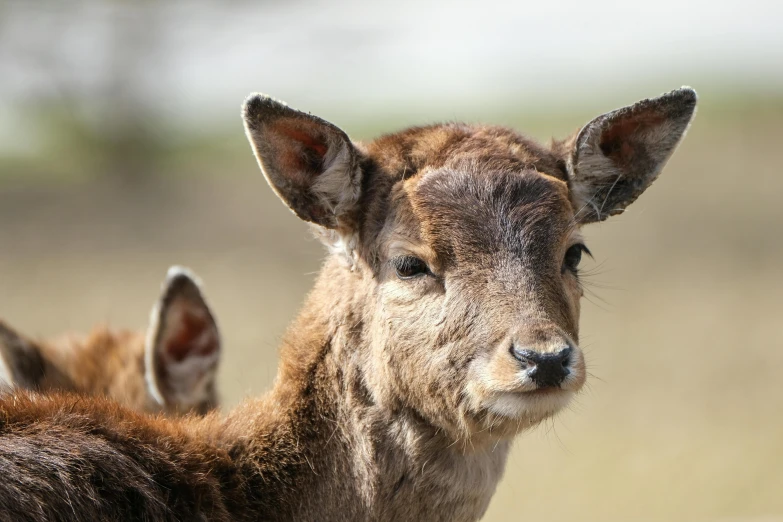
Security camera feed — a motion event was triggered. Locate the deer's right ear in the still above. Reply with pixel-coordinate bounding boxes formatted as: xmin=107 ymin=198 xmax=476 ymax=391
xmin=242 ymin=94 xmax=362 ymax=229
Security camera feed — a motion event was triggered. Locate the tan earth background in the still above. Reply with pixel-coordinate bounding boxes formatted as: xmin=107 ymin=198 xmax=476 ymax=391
xmin=1 ymin=2 xmax=782 ymax=521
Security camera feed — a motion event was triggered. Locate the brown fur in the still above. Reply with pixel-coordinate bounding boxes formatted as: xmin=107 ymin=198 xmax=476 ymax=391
xmin=0 ymin=88 xmax=696 ymax=521
xmin=0 ymin=325 xmax=159 ymax=412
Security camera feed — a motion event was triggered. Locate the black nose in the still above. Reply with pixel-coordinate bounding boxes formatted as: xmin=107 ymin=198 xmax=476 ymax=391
xmin=512 ymin=347 xmax=572 ymax=388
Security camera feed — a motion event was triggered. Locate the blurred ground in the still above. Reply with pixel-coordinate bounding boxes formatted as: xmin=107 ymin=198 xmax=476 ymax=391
xmin=1 ymin=92 xmax=781 ymax=521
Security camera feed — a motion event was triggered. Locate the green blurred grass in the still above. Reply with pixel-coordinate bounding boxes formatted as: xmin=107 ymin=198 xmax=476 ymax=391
xmin=4 ymin=88 xmax=782 ymax=183
xmin=0 ymin=91 xmax=781 ymax=522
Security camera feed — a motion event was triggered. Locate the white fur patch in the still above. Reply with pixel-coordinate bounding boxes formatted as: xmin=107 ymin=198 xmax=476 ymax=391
xmin=160 ymin=348 xmax=220 ymax=408
xmin=0 ymin=354 xmax=14 ymax=391
xmin=144 ymin=305 xmax=167 ymax=406
xmin=165 ymin=265 xmax=203 ymax=287
xmin=312 ymin=144 xmax=362 ymax=217
xmin=311 ymin=146 xmax=363 ymax=266
xmin=485 ymin=390 xmax=574 ymax=420
xmin=318 ymin=227 xmax=359 ymax=268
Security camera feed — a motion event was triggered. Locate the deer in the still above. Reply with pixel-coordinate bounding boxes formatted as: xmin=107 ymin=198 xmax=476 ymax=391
xmin=0 ymin=266 xmax=221 ymax=416
xmin=0 ymin=87 xmax=696 ymax=521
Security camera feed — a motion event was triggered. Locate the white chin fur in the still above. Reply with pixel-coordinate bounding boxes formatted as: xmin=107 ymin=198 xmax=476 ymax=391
xmin=485 ymin=390 xmax=574 ymax=420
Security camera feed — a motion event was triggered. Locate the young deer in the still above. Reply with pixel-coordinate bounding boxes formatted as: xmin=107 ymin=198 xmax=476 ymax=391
xmin=0 ymin=266 xmax=221 ymax=415
xmin=0 ymin=88 xmax=696 ymax=521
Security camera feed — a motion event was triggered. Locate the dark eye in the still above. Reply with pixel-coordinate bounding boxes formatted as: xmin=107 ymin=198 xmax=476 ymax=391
xmin=563 ymin=244 xmax=590 ymax=274
xmin=392 ymin=256 xmax=429 ymax=279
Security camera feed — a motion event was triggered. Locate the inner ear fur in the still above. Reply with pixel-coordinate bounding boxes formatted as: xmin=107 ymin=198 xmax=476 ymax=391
xmin=145 ymin=266 xmax=220 ymax=407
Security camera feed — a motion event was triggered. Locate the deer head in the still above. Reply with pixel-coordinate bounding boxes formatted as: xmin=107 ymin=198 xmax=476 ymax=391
xmin=243 ymin=88 xmax=696 ymax=443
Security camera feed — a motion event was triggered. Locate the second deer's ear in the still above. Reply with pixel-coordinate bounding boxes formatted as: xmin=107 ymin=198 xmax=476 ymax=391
xmin=566 ymin=87 xmax=697 ymax=223
xmin=242 ymin=94 xmax=362 ymax=229
xmin=0 ymin=321 xmax=45 ymax=390
xmin=145 ymin=266 xmax=220 ymax=413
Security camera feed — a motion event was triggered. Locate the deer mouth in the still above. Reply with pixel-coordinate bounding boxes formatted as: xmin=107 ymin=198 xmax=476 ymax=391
xmin=464 ymin=341 xmax=586 ymax=430
xmin=482 ymin=387 xmax=576 ymax=424
xmin=518 ymin=386 xmax=566 ymax=397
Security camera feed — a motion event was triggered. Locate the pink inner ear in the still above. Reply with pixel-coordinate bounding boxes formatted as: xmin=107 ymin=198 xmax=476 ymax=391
xmin=599 ymin=111 xmax=667 ymax=167
xmin=276 ymin=124 xmax=329 ymax=158
xmin=270 ymin=121 xmax=330 ymax=182
xmin=163 ymin=305 xmax=217 ymax=362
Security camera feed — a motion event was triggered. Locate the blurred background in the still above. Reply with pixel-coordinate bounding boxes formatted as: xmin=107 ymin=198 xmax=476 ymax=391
xmin=1 ymin=1 xmax=782 ymax=520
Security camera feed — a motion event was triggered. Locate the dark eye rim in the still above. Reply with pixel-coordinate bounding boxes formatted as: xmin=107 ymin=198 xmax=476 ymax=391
xmin=391 ymin=255 xmax=431 ymax=280
xmin=563 ymin=243 xmax=592 ymax=274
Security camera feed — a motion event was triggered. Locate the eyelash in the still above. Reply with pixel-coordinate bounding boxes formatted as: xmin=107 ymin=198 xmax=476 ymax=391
xmin=563 ymin=243 xmax=592 ymax=275
xmin=390 ymin=256 xmax=430 ymax=280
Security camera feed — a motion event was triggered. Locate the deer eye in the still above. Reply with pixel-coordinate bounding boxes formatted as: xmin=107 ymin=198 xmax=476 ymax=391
xmin=563 ymin=244 xmax=590 ymax=274
xmin=392 ymin=256 xmax=429 ymax=280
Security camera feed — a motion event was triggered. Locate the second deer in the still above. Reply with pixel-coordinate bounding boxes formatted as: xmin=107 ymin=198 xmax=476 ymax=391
xmin=0 ymin=266 xmax=221 ymax=415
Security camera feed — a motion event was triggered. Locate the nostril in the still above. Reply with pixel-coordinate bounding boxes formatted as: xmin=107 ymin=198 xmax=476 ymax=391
xmin=557 ymin=347 xmax=572 ymax=366
xmin=510 ymin=345 xmax=536 ymax=369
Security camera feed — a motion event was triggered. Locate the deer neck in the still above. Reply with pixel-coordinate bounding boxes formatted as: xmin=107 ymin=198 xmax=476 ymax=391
xmin=224 ymin=257 xmax=512 ymax=521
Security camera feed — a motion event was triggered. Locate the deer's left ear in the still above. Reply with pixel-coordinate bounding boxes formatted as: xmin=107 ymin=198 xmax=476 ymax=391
xmin=145 ymin=266 xmax=220 ymax=413
xmin=565 ymin=87 xmax=697 ymax=223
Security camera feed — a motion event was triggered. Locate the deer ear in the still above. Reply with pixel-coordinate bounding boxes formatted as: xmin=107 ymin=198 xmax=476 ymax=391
xmin=0 ymin=321 xmax=45 ymax=390
xmin=242 ymin=94 xmax=362 ymax=229
xmin=145 ymin=267 xmax=220 ymax=413
xmin=566 ymin=87 xmax=697 ymax=223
